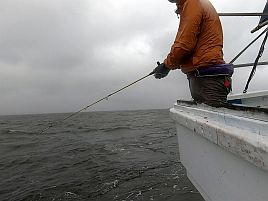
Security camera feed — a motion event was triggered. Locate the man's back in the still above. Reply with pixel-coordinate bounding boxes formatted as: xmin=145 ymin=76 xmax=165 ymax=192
xmin=165 ymin=0 xmax=224 ymax=73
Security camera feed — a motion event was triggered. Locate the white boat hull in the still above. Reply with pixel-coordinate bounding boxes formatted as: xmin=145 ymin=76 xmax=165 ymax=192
xmin=170 ymin=101 xmax=268 ymax=201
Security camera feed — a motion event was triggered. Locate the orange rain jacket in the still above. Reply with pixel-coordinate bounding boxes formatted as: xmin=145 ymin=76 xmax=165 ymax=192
xmin=164 ymin=0 xmax=225 ymax=74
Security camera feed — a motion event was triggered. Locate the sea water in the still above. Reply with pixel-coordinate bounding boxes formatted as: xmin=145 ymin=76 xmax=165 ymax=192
xmin=0 ymin=109 xmax=204 ymax=201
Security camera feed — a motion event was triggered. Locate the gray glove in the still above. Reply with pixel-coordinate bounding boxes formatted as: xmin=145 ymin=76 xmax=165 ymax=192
xmin=154 ymin=62 xmax=170 ymax=79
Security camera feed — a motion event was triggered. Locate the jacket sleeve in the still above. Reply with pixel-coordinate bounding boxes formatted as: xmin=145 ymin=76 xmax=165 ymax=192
xmin=164 ymin=0 xmax=203 ymax=70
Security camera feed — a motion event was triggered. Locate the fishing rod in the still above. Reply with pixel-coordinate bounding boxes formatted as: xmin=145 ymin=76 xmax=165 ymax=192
xmin=39 ymin=68 xmax=157 ymax=134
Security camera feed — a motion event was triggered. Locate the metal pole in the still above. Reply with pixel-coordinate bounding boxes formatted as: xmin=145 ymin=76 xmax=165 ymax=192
xmin=218 ymin=13 xmax=268 ymax=17
xmin=251 ymin=20 xmax=268 ymax=33
xmin=233 ymin=61 xmax=268 ymax=68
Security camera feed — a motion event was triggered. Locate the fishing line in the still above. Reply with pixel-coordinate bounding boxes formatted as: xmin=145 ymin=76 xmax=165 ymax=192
xmin=39 ymin=69 xmax=156 ymax=134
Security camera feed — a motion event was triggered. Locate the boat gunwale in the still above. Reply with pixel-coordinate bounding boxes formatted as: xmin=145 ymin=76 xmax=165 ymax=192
xmin=177 ymin=100 xmax=268 ymax=114
xmin=170 ymin=100 xmax=268 ymax=171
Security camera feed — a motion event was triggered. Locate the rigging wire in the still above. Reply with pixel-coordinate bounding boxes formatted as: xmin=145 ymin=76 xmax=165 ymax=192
xmin=233 ymin=61 xmax=268 ymax=68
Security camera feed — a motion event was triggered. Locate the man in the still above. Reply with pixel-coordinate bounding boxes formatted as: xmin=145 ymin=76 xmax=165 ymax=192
xmin=154 ymin=0 xmax=233 ymax=107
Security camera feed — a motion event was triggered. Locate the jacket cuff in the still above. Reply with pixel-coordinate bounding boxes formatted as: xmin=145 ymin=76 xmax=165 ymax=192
xmin=164 ymin=58 xmax=180 ymax=70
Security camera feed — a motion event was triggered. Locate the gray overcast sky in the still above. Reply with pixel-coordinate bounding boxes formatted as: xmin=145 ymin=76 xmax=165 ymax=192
xmin=0 ymin=0 xmax=268 ymax=115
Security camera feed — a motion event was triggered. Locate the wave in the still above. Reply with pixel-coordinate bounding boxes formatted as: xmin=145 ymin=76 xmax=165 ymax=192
xmin=80 ymin=126 xmax=132 ymax=133
xmin=101 ymin=126 xmax=132 ymax=133
xmin=1 ymin=129 xmax=35 ymax=135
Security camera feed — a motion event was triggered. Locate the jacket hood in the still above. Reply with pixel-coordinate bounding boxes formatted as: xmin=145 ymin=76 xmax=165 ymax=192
xmin=179 ymin=0 xmax=187 ymax=6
